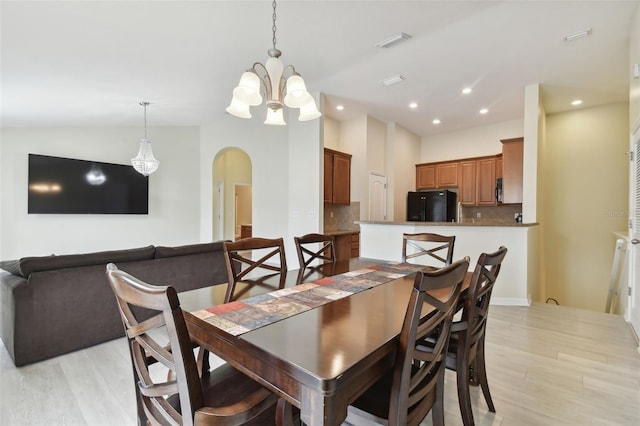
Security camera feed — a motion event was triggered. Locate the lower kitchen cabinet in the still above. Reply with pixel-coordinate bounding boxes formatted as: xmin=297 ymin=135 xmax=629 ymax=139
xmin=331 ymin=231 xmax=360 ymax=261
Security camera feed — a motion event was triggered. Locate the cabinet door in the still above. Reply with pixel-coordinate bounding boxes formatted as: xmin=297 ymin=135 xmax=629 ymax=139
xmin=324 ymin=150 xmax=333 ymax=203
xmin=502 ymin=137 xmax=523 ymax=203
xmin=332 ymin=153 xmax=351 ymax=205
xmin=416 ymin=164 xmax=436 ymax=190
xmin=436 ymin=162 xmax=458 ymax=187
xmin=476 ymin=157 xmax=497 ymax=205
xmin=459 ymin=160 xmax=476 ymax=205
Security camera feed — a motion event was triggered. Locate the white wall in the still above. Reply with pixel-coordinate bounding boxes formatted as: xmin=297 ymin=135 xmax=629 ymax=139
xmin=340 ymin=116 xmax=367 ymax=218
xmin=199 ymin=106 xmax=323 ymax=269
xmin=323 ymin=116 xmax=341 ymax=150
xmin=420 ymin=118 xmax=524 ymax=162
xmin=630 ymin=4 xmax=640 ymax=130
xmin=390 ymin=124 xmax=421 ymax=221
xmin=0 ymin=126 xmax=200 ymax=259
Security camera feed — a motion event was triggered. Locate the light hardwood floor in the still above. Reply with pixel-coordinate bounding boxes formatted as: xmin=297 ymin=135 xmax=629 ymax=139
xmin=1 ymin=303 xmax=639 ymax=425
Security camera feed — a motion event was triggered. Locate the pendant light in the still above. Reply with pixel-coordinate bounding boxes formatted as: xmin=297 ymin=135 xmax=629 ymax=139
xmin=226 ymin=0 xmax=321 ymax=125
xmin=131 ymin=101 xmax=159 ymax=176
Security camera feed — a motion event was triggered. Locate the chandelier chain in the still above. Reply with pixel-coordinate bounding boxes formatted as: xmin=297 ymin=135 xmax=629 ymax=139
xmin=271 ymin=0 xmax=277 ymax=50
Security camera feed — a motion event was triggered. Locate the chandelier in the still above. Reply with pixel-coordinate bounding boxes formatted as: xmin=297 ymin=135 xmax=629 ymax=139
xmin=131 ymin=101 xmax=160 ymax=176
xmin=226 ymin=0 xmax=321 ymax=125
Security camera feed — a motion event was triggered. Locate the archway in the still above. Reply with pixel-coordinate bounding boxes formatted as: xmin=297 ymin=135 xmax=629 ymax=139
xmin=212 ymin=148 xmax=252 ymax=241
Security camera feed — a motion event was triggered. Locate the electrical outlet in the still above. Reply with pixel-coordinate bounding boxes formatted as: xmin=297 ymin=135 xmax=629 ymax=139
xmin=476 ymin=212 xmax=481 ymax=219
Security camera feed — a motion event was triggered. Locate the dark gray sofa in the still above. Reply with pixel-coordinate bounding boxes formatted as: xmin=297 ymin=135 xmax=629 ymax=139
xmin=0 ymin=242 xmax=229 ymax=366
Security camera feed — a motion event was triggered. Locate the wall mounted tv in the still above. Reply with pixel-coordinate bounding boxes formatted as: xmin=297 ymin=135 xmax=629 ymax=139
xmin=28 ymin=154 xmax=149 ymax=214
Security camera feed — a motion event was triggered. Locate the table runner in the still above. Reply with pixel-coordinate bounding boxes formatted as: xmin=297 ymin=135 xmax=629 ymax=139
xmin=191 ymin=262 xmax=425 ymax=336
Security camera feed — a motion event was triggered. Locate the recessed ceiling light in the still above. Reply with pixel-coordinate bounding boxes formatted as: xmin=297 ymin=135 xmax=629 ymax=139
xmin=336 ymin=105 xmax=345 ymax=111
xmin=375 ymin=32 xmax=412 ymax=48
xmin=571 ymin=99 xmax=583 ymax=106
xmin=380 ymin=74 xmax=406 ymax=86
xmin=462 ymin=87 xmax=472 ymax=95
xmin=432 ymin=119 xmax=441 ymax=125
xmin=479 ymin=108 xmax=489 ymax=114
xmin=564 ymin=29 xmax=592 ymax=42
xmin=409 ymin=102 xmax=418 ymax=109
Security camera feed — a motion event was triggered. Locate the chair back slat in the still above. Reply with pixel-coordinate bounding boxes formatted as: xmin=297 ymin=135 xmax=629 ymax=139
xmin=223 ymin=237 xmax=287 ymax=302
xmin=294 ymin=233 xmax=336 ymax=268
xmin=387 ymin=257 xmax=469 ymax=426
xmin=402 ymin=233 xmax=456 ymax=267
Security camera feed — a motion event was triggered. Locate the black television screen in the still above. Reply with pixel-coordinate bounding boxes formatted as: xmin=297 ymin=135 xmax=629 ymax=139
xmin=28 ymin=154 xmax=149 ymax=214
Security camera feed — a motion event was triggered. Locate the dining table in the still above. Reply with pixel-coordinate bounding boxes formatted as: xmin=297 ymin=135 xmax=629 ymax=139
xmin=179 ymin=257 xmax=469 ymax=426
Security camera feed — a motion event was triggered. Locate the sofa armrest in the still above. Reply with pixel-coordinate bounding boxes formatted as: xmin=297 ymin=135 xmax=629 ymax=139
xmin=0 ymin=271 xmax=28 ymax=363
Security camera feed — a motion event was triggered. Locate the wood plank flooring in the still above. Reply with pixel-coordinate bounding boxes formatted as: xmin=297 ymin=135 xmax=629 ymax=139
xmin=1 ymin=303 xmax=639 ymax=425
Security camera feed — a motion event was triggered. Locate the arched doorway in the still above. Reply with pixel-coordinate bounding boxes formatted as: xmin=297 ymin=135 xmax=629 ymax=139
xmin=212 ymin=148 xmax=252 ymax=241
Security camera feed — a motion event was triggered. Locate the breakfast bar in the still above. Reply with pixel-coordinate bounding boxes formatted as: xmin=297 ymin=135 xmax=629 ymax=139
xmin=357 ymin=220 xmax=539 ymax=305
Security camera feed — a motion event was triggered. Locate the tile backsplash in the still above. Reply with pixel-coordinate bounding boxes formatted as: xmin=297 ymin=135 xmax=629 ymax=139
xmin=324 ymin=202 xmax=360 ymax=232
xmin=460 ymin=204 xmax=523 ymax=224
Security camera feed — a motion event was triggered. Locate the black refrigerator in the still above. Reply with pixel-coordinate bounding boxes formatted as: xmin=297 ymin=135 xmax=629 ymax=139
xmin=406 ymin=190 xmax=457 ymax=222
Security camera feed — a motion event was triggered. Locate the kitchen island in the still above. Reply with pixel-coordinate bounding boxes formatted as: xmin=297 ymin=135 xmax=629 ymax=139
xmin=357 ymin=220 xmax=539 ymax=306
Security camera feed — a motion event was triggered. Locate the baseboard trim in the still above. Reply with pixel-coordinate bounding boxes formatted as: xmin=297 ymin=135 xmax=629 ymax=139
xmin=491 ymin=297 xmax=530 ymax=306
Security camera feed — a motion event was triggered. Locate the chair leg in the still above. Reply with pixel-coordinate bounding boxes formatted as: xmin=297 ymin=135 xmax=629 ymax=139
xmin=456 ymin=351 xmax=475 ymax=426
xmin=476 ymin=340 xmax=495 ymax=412
xmin=196 ymin=347 xmax=210 ymax=376
xmin=275 ymin=398 xmax=297 ymax=426
xmin=432 ymin=369 xmax=446 ymax=426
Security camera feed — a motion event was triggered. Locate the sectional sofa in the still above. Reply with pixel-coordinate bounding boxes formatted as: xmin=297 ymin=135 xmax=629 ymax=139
xmin=0 ymin=242 xmax=229 ymax=366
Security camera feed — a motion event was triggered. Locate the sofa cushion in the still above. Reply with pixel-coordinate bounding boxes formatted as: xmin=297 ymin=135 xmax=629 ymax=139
xmin=17 ymin=245 xmax=156 ymax=277
xmin=0 ymin=259 xmax=22 ymax=276
xmin=154 ymin=242 xmax=224 ymax=259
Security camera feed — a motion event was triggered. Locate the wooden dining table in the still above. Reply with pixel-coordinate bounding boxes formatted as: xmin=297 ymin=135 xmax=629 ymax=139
xmin=179 ymin=258 xmax=468 ymax=426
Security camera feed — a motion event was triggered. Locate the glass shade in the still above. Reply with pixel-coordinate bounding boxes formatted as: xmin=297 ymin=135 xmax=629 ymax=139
xmin=131 ymin=139 xmax=160 ymax=176
xmin=226 ymin=97 xmax=252 ymax=119
xmin=298 ymin=94 xmax=321 ymax=121
xmin=283 ymin=75 xmax=309 ymax=108
xmin=264 ymin=108 xmax=286 ymax=125
xmin=235 ymin=72 xmax=263 ymax=106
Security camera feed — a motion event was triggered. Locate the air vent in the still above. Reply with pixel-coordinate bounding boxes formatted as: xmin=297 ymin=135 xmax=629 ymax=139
xmin=380 ymin=74 xmax=406 ymax=86
xmin=375 ymin=33 xmax=412 ymax=48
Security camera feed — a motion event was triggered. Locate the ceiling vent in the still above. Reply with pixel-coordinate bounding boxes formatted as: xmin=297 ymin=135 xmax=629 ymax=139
xmin=375 ymin=32 xmax=412 ymax=48
xmin=380 ymin=74 xmax=406 ymax=86
xmin=564 ymin=29 xmax=592 ymax=42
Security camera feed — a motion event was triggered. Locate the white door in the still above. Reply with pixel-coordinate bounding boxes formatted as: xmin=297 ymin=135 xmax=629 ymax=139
xmin=630 ymin=128 xmax=640 ymax=346
xmin=369 ymin=173 xmax=387 ymax=221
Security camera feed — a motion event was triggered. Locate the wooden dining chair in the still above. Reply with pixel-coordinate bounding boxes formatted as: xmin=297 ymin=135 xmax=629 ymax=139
xmin=346 ymin=257 xmax=470 ymax=426
xmin=443 ymin=246 xmax=507 ymax=426
xmin=402 ymin=233 xmax=456 ymax=267
xmin=105 ymin=263 xmax=279 ymax=426
xmin=223 ymin=237 xmax=287 ymax=303
xmin=294 ymin=233 xmax=336 ymax=284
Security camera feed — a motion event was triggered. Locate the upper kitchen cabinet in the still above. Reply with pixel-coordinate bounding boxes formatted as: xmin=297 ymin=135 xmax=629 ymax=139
xmin=416 ymin=161 xmax=458 ymax=190
xmin=501 ymin=137 xmax=524 ymax=204
xmin=324 ymin=148 xmax=352 ymax=205
xmin=459 ymin=160 xmax=477 ymax=205
xmin=476 ymin=156 xmax=497 ymax=206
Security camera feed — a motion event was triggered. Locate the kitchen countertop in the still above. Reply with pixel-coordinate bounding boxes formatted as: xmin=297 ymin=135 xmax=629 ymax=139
xmin=357 ymin=220 xmax=538 ymax=228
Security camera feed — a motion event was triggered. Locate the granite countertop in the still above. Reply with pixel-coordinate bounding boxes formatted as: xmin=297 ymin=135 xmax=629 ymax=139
xmin=356 ymin=220 xmax=538 ymax=228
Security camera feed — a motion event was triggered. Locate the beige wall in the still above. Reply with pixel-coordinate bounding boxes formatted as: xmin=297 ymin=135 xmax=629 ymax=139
xmin=391 ymin=124 xmax=421 ymax=221
xmin=630 ymin=4 xmax=640 ymax=129
xmin=323 ymin=116 xmax=341 ymax=150
xmin=542 ymin=102 xmax=629 ymax=311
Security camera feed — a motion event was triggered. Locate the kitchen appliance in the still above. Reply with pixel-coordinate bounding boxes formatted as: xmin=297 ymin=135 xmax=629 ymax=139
xmin=407 ymin=190 xmax=457 ymax=222
xmin=496 ymin=178 xmax=503 ymax=203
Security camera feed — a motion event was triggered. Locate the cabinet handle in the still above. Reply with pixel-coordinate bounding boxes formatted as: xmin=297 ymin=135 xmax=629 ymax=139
xmin=631 ymin=239 xmax=640 ymax=245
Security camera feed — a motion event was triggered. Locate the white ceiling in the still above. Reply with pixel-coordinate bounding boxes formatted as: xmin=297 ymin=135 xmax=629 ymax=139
xmin=1 ymin=1 xmax=637 ymax=138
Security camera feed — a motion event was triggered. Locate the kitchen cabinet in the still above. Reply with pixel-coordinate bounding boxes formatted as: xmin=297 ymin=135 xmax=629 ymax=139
xmin=476 ymin=156 xmax=497 ymax=205
xmin=415 ymin=161 xmax=458 ymax=190
xmin=459 ymin=160 xmax=476 ymax=205
xmin=416 ymin=164 xmax=436 ymax=189
xmin=501 ymin=137 xmax=523 ymax=204
xmin=324 ymin=148 xmax=352 ymax=205
xmin=240 ymin=224 xmax=252 ymax=239
xmin=330 ymin=231 xmax=360 ymax=261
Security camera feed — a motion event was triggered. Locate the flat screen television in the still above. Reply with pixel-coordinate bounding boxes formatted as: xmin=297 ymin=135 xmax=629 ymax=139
xmin=28 ymin=154 xmax=149 ymax=214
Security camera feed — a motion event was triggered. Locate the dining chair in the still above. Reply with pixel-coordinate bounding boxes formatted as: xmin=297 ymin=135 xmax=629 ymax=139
xmin=223 ymin=237 xmax=287 ymax=303
xmin=443 ymin=246 xmax=507 ymax=426
xmin=346 ymin=257 xmax=470 ymax=426
xmin=402 ymin=233 xmax=456 ymax=267
xmin=294 ymin=233 xmax=336 ymax=284
xmin=105 ymin=263 xmax=279 ymax=426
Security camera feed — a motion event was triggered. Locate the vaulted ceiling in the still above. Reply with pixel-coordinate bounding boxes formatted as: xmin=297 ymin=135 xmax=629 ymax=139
xmin=1 ymin=1 xmax=637 ymax=137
